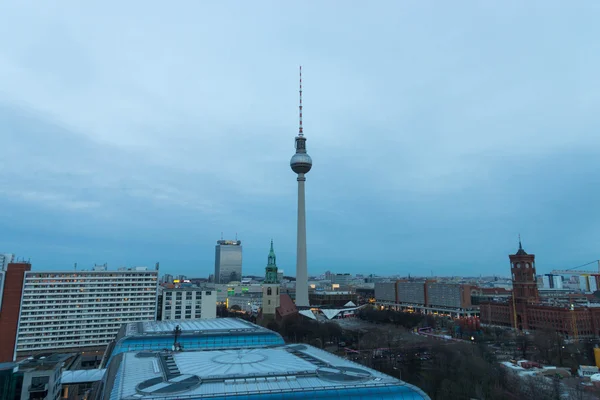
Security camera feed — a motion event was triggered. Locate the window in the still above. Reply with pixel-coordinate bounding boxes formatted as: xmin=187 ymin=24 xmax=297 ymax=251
xmin=267 ymin=287 xmax=272 ymax=296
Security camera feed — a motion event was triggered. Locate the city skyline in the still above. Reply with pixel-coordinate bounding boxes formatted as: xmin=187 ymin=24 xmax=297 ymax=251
xmin=2 ymin=2 xmax=600 ymax=277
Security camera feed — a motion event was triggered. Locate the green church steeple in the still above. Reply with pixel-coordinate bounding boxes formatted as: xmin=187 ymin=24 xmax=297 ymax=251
xmin=265 ymin=239 xmax=279 ymax=284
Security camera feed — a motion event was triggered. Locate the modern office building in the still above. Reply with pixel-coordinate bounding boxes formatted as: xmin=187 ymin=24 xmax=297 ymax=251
xmin=160 ymin=287 xmax=216 ymax=321
xmin=15 ymin=267 xmax=158 ymax=356
xmin=0 ymin=261 xmax=32 ymax=362
xmin=214 ymin=240 xmax=243 ymax=284
xmin=290 ymin=66 xmax=312 ymax=308
xmin=95 ymin=318 xmax=430 ymax=400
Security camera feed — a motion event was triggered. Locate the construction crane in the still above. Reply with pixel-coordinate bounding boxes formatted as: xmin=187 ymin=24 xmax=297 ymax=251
xmin=570 ymin=304 xmax=578 ymax=343
xmin=551 ymin=259 xmax=600 ymax=275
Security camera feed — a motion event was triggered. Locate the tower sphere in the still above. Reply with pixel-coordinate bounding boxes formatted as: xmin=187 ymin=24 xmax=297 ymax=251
xmin=290 ymin=153 xmax=312 ymax=174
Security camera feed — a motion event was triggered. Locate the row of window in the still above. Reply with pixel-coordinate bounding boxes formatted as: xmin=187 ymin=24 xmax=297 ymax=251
xmin=19 ymin=314 xmax=154 ymax=324
xmin=26 ymin=273 xmax=157 ymax=278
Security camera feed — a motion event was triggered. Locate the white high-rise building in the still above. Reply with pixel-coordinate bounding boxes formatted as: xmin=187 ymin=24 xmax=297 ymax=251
xmin=0 ymin=253 xmax=14 ymax=270
xmin=16 ymin=267 xmax=158 ymax=354
xmin=160 ymin=287 xmax=216 ymax=321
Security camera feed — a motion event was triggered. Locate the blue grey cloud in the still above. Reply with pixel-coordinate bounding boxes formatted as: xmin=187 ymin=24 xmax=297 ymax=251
xmin=1 ymin=1 xmax=599 ymax=277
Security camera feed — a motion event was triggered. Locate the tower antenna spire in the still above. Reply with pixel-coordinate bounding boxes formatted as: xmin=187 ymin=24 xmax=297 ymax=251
xmin=299 ymin=65 xmax=303 ymax=137
xmin=519 ymin=234 xmax=522 ymax=250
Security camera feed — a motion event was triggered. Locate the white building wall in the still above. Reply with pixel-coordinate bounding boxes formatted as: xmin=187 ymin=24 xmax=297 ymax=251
xmin=161 ymin=289 xmax=216 ymax=320
xmin=16 ymin=269 xmax=158 ymax=352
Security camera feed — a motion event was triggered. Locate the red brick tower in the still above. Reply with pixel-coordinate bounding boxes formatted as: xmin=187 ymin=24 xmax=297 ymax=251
xmin=0 ymin=262 xmax=31 ymax=362
xmin=509 ymin=239 xmax=538 ymax=330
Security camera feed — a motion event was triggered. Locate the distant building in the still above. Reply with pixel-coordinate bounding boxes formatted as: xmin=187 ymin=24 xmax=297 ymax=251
xmin=160 ymin=287 xmax=216 ymax=321
xmin=161 ymin=273 xmax=173 ymax=284
xmin=309 ymin=291 xmax=357 ymax=307
xmin=542 ymin=274 xmax=563 ymax=289
xmin=331 ymin=273 xmax=352 ymax=286
xmin=426 ymin=282 xmax=473 ymax=309
xmin=15 ymin=267 xmax=158 ymax=356
xmin=214 ymin=239 xmax=242 ymax=284
xmin=0 ymin=261 xmax=31 ymax=362
xmin=374 ymin=280 xmax=476 ymax=317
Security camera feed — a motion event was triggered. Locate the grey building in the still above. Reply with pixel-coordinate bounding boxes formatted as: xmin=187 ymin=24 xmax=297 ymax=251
xmin=426 ymin=283 xmax=471 ymax=309
xmin=374 ymin=282 xmax=397 ymax=303
xmin=397 ymin=281 xmax=426 ymax=305
xmin=214 ymin=240 xmax=242 ymax=284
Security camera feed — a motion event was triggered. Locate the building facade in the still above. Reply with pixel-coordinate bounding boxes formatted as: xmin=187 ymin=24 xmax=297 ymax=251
xmin=214 ymin=240 xmax=242 ymax=284
xmin=426 ymin=283 xmax=472 ymax=309
xmin=374 ymin=282 xmax=396 ymax=303
xmin=15 ymin=267 xmax=158 ymax=355
xmin=397 ymin=281 xmax=427 ymax=305
xmin=0 ymin=262 xmax=32 ymax=362
xmin=374 ymin=280 xmax=476 ymax=316
xmin=160 ymin=287 xmax=216 ymax=321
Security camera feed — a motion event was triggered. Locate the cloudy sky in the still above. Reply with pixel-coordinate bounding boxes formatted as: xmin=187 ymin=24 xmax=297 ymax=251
xmin=1 ymin=1 xmax=599 ymax=278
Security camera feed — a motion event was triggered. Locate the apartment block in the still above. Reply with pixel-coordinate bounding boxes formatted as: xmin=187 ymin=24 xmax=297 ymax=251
xmin=426 ymin=283 xmax=472 ymax=309
xmin=397 ymin=281 xmax=427 ymax=305
xmin=160 ymin=287 xmax=216 ymax=321
xmin=16 ymin=267 xmax=158 ymax=355
xmin=374 ymin=282 xmax=396 ymax=303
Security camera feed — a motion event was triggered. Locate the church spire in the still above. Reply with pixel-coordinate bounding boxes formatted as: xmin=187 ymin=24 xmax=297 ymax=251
xmin=268 ymin=239 xmax=276 ymax=266
xmin=265 ymin=240 xmax=278 ymax=284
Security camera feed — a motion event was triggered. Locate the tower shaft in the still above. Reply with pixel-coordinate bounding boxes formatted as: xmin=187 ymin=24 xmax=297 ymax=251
xmin=295 ymin=173 xmax=309 ymax=307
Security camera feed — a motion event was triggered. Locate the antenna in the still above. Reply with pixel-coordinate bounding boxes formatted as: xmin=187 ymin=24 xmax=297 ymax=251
xmin=235 ymin=232 xmax=238 ymax=241
xmin=299 ymin=65 xmax=303 ymax=136
xmin=74 ymin=263 xmax=77 ymax=271
xmin=221 ymin=232 xmax=223 ymax=240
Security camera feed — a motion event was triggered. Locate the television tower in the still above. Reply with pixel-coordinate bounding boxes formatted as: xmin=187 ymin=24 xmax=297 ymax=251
xmin=290 ymin=66 xmax=312 ymax=307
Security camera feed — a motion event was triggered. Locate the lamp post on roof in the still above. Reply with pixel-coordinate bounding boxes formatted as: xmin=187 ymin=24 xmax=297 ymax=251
xmin=173 ymin=325 xmax=182 ymax=351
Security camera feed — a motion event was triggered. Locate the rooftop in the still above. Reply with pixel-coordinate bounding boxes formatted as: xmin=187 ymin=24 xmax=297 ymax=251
xmin=19 ymin=353 xmax=75 ymax=371
xmin=103 ymin=345 xmax=429 ymax=399
xmin=124 ymin=318 xmax=263 ymax=337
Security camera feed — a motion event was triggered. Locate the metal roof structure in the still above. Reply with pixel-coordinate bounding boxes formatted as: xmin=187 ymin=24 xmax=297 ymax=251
xmin=62 ymin=368 xmax=106 ymax=384
xmin=125 ymin=318 xmax=261 ymax=336
xmin=103 ymin=344 xmax=430 ymax=399
xmin=105 ymin=318 xmax=285 ymax=366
